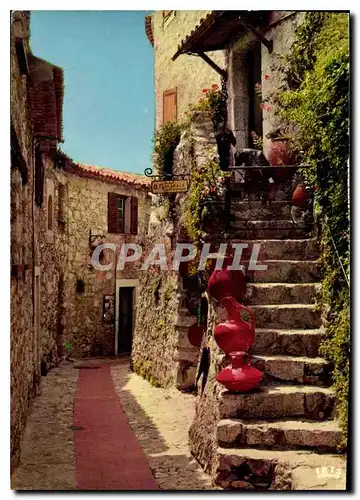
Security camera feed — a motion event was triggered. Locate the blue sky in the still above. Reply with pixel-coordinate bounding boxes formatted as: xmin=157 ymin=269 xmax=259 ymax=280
xmin=30 ymin=10 xmax=154 ymax=174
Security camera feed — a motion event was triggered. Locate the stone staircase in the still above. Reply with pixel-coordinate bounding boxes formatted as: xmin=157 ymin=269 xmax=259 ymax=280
xmin=213 ymin=199 xmax=346 ymax=490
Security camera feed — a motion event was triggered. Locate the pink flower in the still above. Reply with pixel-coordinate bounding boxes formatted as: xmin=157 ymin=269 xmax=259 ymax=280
xmin=212 ymin=84 xmax=219 ymax=90
xmin=202 ymin=88 xmax=210 ymax=93
xmin=259 ymin=103 xmax=265 ymax=109
xmin=264 ymin=74 xmax=270 ymax=80
xmin=265 ymin=105 xmax=272 ymax=112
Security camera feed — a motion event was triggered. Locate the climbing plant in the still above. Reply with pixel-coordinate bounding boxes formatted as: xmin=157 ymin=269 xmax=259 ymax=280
xmin=181 ymin=156 xmax=230 ymax=247
xmin=275 ymin=12 xmax=350 ymax=446
xmin=152 ymin=121 xmax=182 ymax=178
xmin=187 ymin=83 xmax=227 ymax=129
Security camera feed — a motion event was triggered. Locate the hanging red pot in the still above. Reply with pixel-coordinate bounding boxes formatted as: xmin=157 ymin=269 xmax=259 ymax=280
xmin=292 ymin=184 xmax=307 ymax=207
xmin=214 ymin=297 xmax=255 ymax=354
xmin=188 ymin=324 xmax=206 ymax=347
xmin=216 ymin=351 xmax=263 ymax=392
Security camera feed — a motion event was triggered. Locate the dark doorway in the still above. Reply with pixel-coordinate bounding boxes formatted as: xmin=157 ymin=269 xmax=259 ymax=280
xmin=247 ymin=42 xmax=263 ymax=147
xmin=118 ymin=287 xmax=134 ymax=355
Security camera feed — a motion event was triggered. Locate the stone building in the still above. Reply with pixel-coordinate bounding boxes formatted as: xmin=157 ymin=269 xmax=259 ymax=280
xmin=59 ymin=159 xmax=151 ymax=358
xmin=11 ymin=11 xmax=151 ymax=471
xmin=134 ymin=10 xmax=347 ymax=490
xmin=11 ymin=10 xmax=65 ymax=470
xmin=145 ymin=10 xmax=225 ymax=128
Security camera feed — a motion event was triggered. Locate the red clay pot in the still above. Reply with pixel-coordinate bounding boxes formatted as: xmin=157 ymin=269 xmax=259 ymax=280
xmin=216 ymin=351 xmax=263 ymax=392
xmin=207 ymin=258 xmax=247 ymax=303
xmin=214 ymin=297 xmax=255 ymax=354
xmin=187 ymin=324 xmax=206 ymax=347
xmin=292 ymin=184 xmax=307 ymax=207
xmin=266 ymin=139 xmax=296 ymax=183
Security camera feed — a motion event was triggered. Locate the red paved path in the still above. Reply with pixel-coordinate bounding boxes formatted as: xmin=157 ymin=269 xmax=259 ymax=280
xmin=74 ymin=364 xmax=159 ymax=490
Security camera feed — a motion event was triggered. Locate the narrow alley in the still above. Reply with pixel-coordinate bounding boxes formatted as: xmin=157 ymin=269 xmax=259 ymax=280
xmin=12 ymin=358 xmax=215 ymax=491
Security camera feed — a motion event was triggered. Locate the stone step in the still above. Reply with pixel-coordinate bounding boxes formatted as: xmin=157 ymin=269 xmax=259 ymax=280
xmin=253 ymin=329 xmax=324 ymax=357
xmin=244 ymin=260 xmax=321 ymax=283
xmin=230 ymin=239 xmax=319 ymax=261
xmin=251 ymin=304 xmax=321 ymax=329
xmin=215 ymin=447 xmax=346 ymax=490
xmin=218 ymin=383 xmax=335 ymax=420
xmin=231 ymin=201 xmax=292 ymax=221
xmin=232 ymin=220 xmax=307 ymax=230
xmin=246 ymin=283 xmax=320 ymax=305
xmin=217 ymin=418 xmax=342 ymax=451
xmin=230 ymin=227 xmax=312 ymax=240
xmin=250 ymin=354 xmax=332 ymax=386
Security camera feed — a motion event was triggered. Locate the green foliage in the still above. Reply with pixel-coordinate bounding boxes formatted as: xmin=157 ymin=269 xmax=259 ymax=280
xmin=152 ymin=122 xmax=182 ymax=178
xmin=132 ymin=361 xmax=161 ymax=387
xmin=276 ymin=12 xmax=350 ymax=446
xmin=161 ymin=279 xmax=174 ymax=306
xmin=181 ymin=157 xmax=230 ymax=245
xmin=187 ymin=84 xmax=227 ymax=127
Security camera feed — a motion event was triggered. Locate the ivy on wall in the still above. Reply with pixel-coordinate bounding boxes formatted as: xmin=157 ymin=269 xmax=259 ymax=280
xmin=275 ymin=12 xmax=350 ymax=446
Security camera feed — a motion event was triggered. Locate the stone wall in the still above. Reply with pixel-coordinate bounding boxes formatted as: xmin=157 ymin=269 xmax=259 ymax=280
xmin=151 ymin=10 xmax=225 ymax=128
xmin=62 ymin=172 xmax=151 ymax=357
xmin=132 ymin=110 xmax=220 ymax=390
xmin=10 ymin=11 xmax=38 ymax=471
xmin=11 ymin=10 xmax=67 ymax=470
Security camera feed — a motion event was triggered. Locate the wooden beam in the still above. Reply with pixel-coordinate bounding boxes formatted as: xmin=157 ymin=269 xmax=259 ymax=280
xmin=197 ymin=52 xmax=227 ymax=79
xmin=238 ymin=18 xmax=273 ymax=52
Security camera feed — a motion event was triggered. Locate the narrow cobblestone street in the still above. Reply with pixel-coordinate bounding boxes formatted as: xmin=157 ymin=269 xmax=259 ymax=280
xmin=12 ymin=358 xmax=214 ymax=491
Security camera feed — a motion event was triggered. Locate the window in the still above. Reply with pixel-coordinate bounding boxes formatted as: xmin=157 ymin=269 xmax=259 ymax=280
xmin=163 ymin=88 xmax=177 ymax=124
xmin=47 ymin=195 xmax=53 ymax=230
xmin=35 ymin=148 xmax=44 ymax=207
xmin=76 ymin=280 xmax=85 ymax=296
xmin=108 ymin=193 xmax=138 ymax=234
xmin=11 ymin=123 xmax=28 ymax=184
xmin=15 ymin=38 xmax=29 ymax=75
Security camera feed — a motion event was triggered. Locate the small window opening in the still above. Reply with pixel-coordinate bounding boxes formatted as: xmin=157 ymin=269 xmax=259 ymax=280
xmin=76 ymin=280 xmax=85 ymax=296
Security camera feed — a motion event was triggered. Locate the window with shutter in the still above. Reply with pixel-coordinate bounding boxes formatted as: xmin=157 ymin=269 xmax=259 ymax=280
xmin=163 ymin=88 xmax=177 ymax=124
xmin=108 ymin=193 xmax=127 ymax=234
xmin=130 ymin=197 xmax=138 ymax=235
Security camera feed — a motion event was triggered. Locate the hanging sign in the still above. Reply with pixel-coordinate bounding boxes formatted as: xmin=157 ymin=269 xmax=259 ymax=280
xmin=151 ymin=179 xmax=188 ymax=194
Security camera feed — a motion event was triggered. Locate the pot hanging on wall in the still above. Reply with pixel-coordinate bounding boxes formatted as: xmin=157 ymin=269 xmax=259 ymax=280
xmin=188 ymin=324 xmax=206 ymax=347
xmin=292 ymin=184 xmax=307 ymax=207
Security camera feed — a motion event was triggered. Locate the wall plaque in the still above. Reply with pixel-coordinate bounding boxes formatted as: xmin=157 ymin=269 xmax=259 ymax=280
xmin=151 ymin=179 xmax=188 ymax=194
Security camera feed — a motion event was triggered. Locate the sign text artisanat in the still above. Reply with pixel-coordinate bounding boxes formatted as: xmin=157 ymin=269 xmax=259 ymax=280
xmin=151 ymin=179 xmax=188 ymax=194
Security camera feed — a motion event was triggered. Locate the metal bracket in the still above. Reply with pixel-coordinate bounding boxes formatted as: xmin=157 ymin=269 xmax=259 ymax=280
xmin=196 ymin=52 xmax=227 ymax=79
xmin=144 ymin=167 xmax=189 ymax=181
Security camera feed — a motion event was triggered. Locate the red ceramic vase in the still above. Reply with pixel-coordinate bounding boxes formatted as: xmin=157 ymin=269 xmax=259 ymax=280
xmin=216 ymin=351 xmax=263 ymax=392
xmin=292 ymin=185 xmax=307 ymax=207
xmin=214 ymin=297 xmax=255 ymax=354
xmin=207 ymin=259 xmax=247 ymax=303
